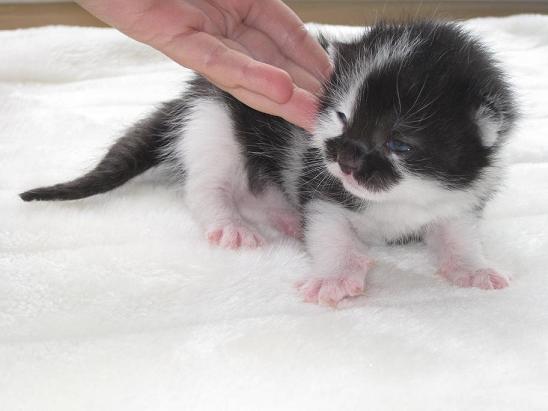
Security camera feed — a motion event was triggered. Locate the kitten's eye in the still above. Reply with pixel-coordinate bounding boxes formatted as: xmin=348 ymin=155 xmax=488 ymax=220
xmin=336 ymin=111 xmax=348 ymax=128
xmin=386 ymin=139 xmax=412 ymax=153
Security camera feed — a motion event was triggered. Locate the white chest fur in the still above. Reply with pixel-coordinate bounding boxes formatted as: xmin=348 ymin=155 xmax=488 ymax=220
xmin=346 ymin=177 xmax=479 ymax=244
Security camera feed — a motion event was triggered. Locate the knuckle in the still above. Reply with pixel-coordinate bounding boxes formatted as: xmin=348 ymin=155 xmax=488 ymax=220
xmin=204 ymin=43 xmax=228 ymax=69
xmin=283 ymin=23 xmax=308 ymax=51
xmin=238 ymin=60 xmax=257 ymax=85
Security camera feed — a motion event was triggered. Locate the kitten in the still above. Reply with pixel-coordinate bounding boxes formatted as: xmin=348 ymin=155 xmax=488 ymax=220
xmin=20 ymin=21 xmax=517 ymax=306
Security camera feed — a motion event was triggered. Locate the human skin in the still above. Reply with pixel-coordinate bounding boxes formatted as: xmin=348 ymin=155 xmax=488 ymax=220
xmin=76 ymin=0 xmax=332 ymax=130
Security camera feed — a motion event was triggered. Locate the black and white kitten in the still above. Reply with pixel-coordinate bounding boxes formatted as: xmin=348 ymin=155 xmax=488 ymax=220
xmin=21 ymin=21 xmax=517 ymax=306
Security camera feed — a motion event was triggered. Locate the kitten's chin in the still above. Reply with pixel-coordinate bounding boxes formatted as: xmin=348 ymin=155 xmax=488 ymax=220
xmin=326 ymin=163 xmax=393 ymax=202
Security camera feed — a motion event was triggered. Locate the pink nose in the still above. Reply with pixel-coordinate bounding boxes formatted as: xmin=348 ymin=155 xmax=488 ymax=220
xmin=337 ymin=154 xmax=361 ymax=175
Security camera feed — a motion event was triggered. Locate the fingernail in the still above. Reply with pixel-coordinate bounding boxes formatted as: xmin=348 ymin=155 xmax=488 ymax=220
xmin=321 ymin=61 xmax=334 ymax=81
xmin=288 ymin=88 xmax=318 ymax=132
xmin=311 ymin=80 xmax=324 ymax=98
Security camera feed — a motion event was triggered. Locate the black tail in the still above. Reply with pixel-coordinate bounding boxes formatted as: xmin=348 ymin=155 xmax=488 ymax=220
xmin=20 ymin=100 xmax=180 ymax=202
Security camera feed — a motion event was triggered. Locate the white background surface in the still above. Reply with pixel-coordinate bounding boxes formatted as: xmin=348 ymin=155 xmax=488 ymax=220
xmin=1 ymin=15 xmax=548 ymax=411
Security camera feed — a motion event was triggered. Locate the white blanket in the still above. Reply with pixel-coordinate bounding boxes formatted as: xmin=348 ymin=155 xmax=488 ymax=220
xmin=1 ymin=15 xmax=548 ymax=410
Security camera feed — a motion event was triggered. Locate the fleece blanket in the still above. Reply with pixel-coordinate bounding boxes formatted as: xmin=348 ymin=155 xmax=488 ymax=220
xmin=1 ymin=15 xmax=548 ymax=411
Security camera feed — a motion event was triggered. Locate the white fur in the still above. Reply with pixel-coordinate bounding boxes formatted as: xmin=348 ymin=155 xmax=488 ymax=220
xmin=305 ymin=200 xmax=368 ymax=275
xmin=425 ymin=215 xmax=487 ymax=267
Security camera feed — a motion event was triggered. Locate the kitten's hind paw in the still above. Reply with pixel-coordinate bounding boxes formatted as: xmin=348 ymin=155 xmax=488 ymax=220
xmin=206 ymin=222 xmax=265 ymax=249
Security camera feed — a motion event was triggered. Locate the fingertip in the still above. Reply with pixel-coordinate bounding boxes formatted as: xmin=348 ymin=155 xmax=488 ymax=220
xmin=247 ymin=63 xmax=294 ymax=104
xmin=270 ymin=69 xmax=295 ymax=104
xmin=285 ymin=88 xmax=319 ymax=132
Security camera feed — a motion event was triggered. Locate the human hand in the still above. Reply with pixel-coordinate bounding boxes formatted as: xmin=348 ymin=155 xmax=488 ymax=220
xmin=77 ymin=0 xmax=332 ymax=130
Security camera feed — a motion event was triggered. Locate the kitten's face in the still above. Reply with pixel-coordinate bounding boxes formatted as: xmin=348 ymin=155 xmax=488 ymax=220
xmin=313 ymin=24 xmax=514 ymax=202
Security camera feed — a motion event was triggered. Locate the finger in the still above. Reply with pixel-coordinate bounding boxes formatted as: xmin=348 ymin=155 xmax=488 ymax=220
xmin=281 ymin=60 xmax=324 ymax=96
xmin=225 ymin=28 xmax=323 ymax=95
xmin=214 ymin=83 xmax=319 ymax=131
xmin=163 ymin=30 xmax=295 ymax=104
xmin=245 ymin=0 xmax=332 ymax=81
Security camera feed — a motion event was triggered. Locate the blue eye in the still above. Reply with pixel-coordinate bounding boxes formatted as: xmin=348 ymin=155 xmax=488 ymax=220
xmin=336 ymin=111 xmax=348 ymax=127
xmin=386 ymin=139 xmax=412 ymax=153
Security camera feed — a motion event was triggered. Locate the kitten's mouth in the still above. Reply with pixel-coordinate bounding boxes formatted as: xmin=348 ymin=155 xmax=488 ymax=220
xmin=327 ymin=163 xmax=381 ymax=194
xmin=326 ymin=161 xmax=397 ymax=200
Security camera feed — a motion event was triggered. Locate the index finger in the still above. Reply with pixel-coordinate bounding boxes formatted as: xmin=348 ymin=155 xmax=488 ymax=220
xmin=245 ymin=0 xmax=332 ymax=81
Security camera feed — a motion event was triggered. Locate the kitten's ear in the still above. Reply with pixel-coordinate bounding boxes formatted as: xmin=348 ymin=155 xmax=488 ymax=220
xmin=474 ymin=92 xmax=516 ymax=147
xmin=475 ymin=103 xmax=501 ymax=147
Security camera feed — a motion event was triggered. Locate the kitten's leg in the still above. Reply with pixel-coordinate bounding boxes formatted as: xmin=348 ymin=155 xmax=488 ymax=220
xmin=425 ymin=217 xmax=510 ymax=289
xmin=296 ymin=200 xmax=374 ymax=306
xmin=179 ymin=100 xmax=264 ymax=249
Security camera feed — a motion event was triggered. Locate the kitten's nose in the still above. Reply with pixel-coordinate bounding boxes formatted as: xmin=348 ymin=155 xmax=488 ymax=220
xmin=337 ymin=152 xmax=362 ymax=175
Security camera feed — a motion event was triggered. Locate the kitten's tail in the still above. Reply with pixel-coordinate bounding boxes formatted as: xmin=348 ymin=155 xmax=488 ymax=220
xmin=20 ymin=101 xmax=178 ymax=202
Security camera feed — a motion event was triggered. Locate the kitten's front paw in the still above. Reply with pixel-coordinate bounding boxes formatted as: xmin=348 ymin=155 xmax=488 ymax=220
xmin=439 ymin=266 xmax=510 ymax=290
xmin=296 ymin=255 xmax=374 ymax=307
xmin=206 ymin=222 xmax=265 ymax=249
xmin=296 ymin=275 xmax=365 ymax=307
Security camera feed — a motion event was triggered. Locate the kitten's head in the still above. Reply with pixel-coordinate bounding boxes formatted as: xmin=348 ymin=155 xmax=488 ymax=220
xmin=313 ymin=22 xmax=516 ymax=202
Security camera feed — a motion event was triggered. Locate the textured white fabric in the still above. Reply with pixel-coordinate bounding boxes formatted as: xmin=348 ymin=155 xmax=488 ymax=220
xmin=1 ymin=15 xmax=548 ymax=411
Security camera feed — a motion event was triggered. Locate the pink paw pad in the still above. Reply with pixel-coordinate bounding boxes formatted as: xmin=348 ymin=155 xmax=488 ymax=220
xmin=206 ymin=223 xmax=264 ymax=249
xmin=296 ymin=275 xmax=365 ymax=307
